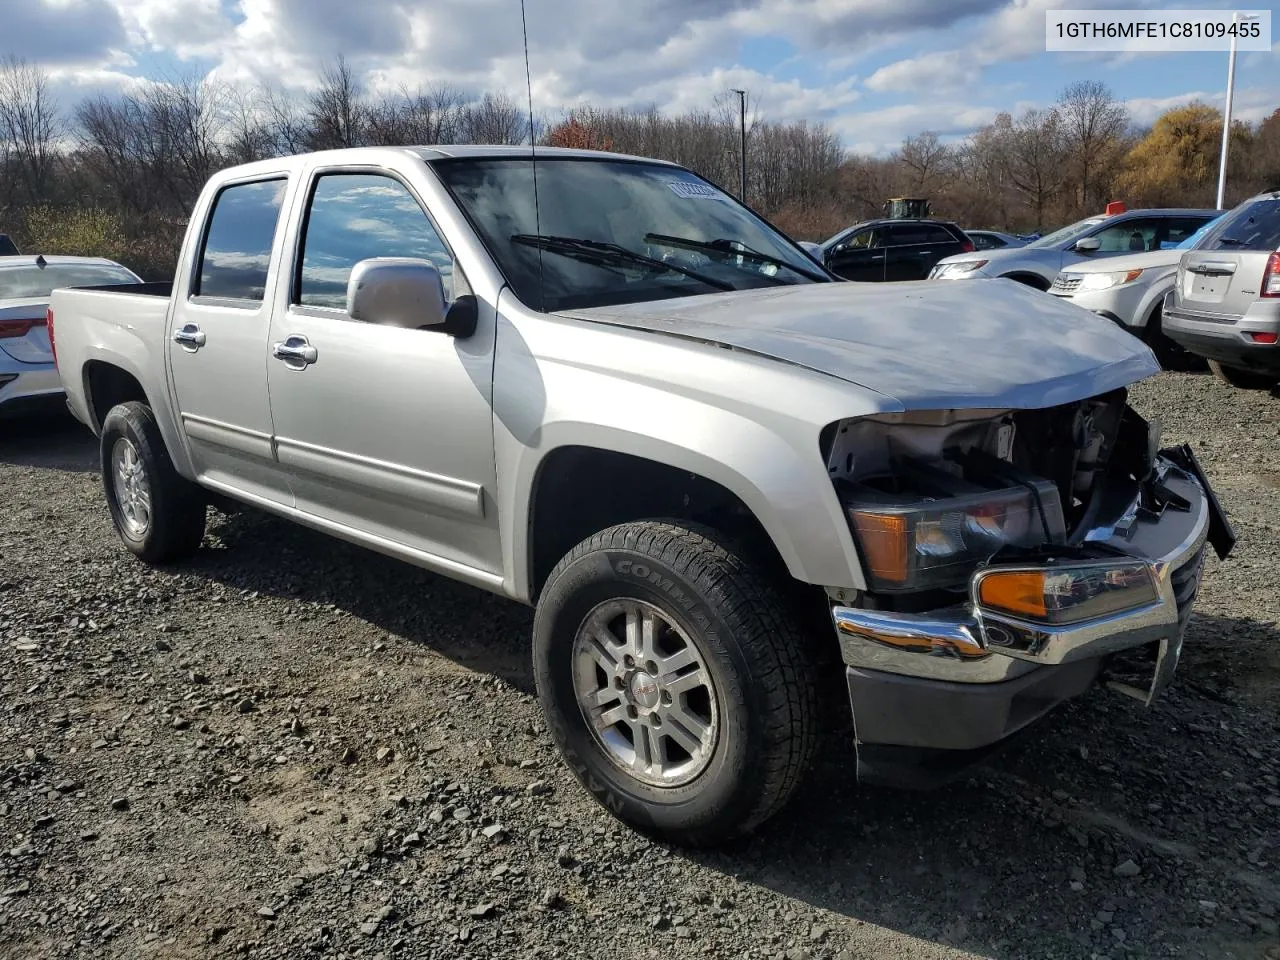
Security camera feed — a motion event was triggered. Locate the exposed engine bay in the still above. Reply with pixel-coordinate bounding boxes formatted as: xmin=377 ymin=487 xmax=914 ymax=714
xmin=820 ymin=389 xmax=1193 ymax=602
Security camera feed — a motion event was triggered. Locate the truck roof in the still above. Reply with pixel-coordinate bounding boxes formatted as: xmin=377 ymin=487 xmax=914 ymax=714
xmin=205 ymin=145 xmax=683 ymax=184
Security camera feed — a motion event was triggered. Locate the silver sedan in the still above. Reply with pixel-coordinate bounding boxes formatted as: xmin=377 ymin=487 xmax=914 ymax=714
xmin=1 ymin=256 xmax=141 ymax=419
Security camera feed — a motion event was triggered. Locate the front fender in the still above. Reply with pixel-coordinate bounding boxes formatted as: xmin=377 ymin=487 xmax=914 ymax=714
xmin=492 ymin=304 xmax=883 ymax=603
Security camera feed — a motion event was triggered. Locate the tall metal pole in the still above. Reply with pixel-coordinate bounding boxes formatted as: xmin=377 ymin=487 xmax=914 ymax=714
xmin=1215 ymin=12 xmax=1242 ymax=210
xmin=737 ymin=88 xmax=747 ymax=204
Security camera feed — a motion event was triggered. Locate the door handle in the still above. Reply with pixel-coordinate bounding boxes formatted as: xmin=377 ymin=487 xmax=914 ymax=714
xmin=272 ymin=335 xmax=318 ymax=370
xmin=172 ymin=323 xmax=206 ymax=351
xmin=916 ymin=250 xmax=932 ymax=256
xmin=868 ymin=254 xmax=884 ymax=261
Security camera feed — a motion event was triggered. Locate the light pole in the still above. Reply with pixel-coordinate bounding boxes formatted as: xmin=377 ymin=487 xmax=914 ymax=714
xmin=731 ymin=88 xmax=747 ymax=204
xmin=1215 ymin=12 xmax=1258 ymax=210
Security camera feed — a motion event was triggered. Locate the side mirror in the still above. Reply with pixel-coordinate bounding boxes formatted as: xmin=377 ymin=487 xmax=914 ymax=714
xmin=1074 ymin=236 xmax=1101 ymax=253
xmin=347 ymin=257 xmax=447 ymax=329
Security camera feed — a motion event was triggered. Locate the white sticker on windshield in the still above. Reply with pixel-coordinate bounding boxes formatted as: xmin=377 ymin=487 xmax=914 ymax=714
xmin=667 ymin=181 xmax=722 ymax=200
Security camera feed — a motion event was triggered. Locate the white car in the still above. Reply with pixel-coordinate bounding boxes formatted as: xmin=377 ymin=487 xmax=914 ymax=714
xmin=0 ymin=255 xmax=140 ymax=419
xmin=1047 ymin=215 xmax=1223 ymax=367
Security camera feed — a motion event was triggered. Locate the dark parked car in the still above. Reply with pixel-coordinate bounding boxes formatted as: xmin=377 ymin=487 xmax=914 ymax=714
xmin=816 ymin=218 xmax=974 ymax=282
xmin=965 ymin=229 xmax=1026 ymax=251
xmin=0 ymin=234 xmax=19 ymax=256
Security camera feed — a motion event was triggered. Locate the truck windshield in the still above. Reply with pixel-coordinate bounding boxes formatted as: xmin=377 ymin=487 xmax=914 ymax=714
xmin=0 ymin=262 xmax=138 ymax=300
xmin=432 ymin=156 xmax=829 ymax=312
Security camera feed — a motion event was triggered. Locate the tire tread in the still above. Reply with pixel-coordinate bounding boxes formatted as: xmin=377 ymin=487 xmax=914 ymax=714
xmin=542 ymin=519 xmax=820 ymax=843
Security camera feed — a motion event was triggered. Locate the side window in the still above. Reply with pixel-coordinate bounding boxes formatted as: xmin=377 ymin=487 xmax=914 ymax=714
xmin=924 ymin=225 xmax=956 ymax=244
xmin=885 ymin=224 xmax=923 ymax=246
xmin=195 ymin=179 xmax=287 ymax=302
xmin=1160 ymin=217 xmax=1211 ymax=249
xmin=843 ymin=228 xmax=880 ymax=251
xmin=970 ymin=233 xmax=993 ymax=250
xmin=297 ymin=173 xmax=455 ymax=310
xmin=1091 ymin=218 xmax=1159 ymax=253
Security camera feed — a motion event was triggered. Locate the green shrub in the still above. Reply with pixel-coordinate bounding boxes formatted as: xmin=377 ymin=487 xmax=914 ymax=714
xmin=21 ymin=206 xmax=130 ymax=262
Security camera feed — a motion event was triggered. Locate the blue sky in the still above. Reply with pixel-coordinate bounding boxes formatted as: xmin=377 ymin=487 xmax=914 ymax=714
xmin=8 ymin=0 xmax=1279 ymax=155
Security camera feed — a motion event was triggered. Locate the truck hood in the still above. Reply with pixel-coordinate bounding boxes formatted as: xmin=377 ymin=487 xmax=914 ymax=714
xmin=560 ymin=280 xmax=1158 ymax=411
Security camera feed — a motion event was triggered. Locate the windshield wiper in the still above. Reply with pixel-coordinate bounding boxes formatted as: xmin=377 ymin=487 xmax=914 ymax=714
xmin=643 ymin=233 xmax=829 ymax=283
xmin=510 ymin=234 xmax=734 ymax=291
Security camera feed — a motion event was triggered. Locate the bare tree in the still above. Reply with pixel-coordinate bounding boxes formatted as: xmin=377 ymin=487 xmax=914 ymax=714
xmin=0 ymin=57 xmax=63 ymax=208
xmin=224 ymin=85 xmax=279 ymax=163
xmin=1057 ymin=80 xmax=1128 ymax=211
xmin=897 ymin=131 xmax=950 ymax=195
xmin=1001 ymin=108 xmax=1070 ymax=230
xmin=307 ymin=56 xmax=366 ymax=149
xmin=460 ymin=92 xmax=528 ymax=145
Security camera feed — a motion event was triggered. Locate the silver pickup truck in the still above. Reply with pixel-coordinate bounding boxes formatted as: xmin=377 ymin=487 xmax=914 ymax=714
xmin=49 ymin=146 xmax=1234 ymax=845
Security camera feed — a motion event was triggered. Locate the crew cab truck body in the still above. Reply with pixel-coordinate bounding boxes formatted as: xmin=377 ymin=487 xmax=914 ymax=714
xmin=51 ymin=146 xmax=1234 ymax=844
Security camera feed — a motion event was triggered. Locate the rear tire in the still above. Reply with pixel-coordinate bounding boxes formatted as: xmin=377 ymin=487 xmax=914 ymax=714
xmin=1207 ymin=359 xmax=1279 ymax=390
xmin=533 ymin=520 xmax=819 ymax=846
xmin=101 ymin=401 xmax=206 ymax=563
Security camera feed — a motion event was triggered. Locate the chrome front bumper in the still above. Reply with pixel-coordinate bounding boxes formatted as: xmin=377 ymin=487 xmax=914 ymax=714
xmin=833 ymin=457 xmax=1212 ymax=705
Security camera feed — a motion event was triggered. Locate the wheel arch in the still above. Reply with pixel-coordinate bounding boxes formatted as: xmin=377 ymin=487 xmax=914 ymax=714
xmin=509 ymin=428 xmax=865 ymax=605
xmin=78 ymin=351 xmax=195 ymax=478
xmin=999 ymin=271 xmax=1052 ymax=291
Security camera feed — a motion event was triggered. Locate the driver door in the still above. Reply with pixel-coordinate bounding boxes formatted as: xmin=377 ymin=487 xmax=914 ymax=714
xmin=264 ymin=164 xmax=502 ymax=580
xmin=826 ymin=227 xmax=886 ymax=282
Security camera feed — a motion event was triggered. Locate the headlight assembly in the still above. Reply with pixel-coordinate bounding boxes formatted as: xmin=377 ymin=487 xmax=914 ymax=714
xmin=846 ymin=481 xmax=1062 ymax=592
xmin=933 ymin=259 xmax=988 ymax=278
xmin=1078 ymin=268 xmax=1144 ymax=291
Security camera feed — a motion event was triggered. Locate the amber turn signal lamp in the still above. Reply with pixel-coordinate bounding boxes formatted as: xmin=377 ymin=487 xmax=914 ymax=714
xmin=977 ymin=571 xmax=1048 ymax=620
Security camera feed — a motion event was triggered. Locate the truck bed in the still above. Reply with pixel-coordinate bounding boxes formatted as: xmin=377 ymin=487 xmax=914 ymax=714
xmin=50 ymin=282 xmax=175 ymax=435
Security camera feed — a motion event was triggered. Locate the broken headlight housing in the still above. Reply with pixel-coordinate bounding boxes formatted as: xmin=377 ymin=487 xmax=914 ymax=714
xmin=840 ymin=459 xmax=1066 ymax=593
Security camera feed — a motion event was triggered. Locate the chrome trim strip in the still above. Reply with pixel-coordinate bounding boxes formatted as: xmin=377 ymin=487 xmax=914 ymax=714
xmin=274 ymin=436 xmax=485 ymax=519
xmin=181 ymin=413 xmax=274 ymax=460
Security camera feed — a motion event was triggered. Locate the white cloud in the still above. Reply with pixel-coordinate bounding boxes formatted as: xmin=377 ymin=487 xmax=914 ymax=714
xmin=1126 ymin=86 xmax=1277 ymax=127
xmin=4 ymin=0 xmax=1271 ymax=161
xmin=865 ymin=51 xmax=968 ymax=93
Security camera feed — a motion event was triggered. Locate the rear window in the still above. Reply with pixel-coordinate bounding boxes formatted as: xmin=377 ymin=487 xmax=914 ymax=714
xmin=0 ymin=263 xmax=138 ymax=300
xmin=195 ymin=178 xmax=287 ymax=302
xmin=1199 ymin=197 xmax=1280 ymax=252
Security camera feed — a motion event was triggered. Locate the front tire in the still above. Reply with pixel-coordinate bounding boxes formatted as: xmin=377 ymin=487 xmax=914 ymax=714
xmin=1207 ymin=359 xmax=1279 ymax=390
xmin=533 ymin=521 xmax=819 ymax=846
xmin=101 ymin=401 xmax=206 ymax=563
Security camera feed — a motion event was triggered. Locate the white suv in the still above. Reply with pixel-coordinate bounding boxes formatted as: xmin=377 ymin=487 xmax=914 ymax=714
xmin=1162 ymin=192 xmax=1280 ymax=389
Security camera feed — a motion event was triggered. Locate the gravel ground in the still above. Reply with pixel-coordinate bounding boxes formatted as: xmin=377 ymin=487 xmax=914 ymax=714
xmin=1 ymin=370 xmax=1278 ymax=960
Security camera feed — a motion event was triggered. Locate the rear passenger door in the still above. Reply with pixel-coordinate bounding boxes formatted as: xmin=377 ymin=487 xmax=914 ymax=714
xmin=167 ymin=175 xmax=295 ymax=505
xmin=264 ymin=164 xmax=502 ymax=580
xmin=883 ymin=224 xmax=954 ymax=280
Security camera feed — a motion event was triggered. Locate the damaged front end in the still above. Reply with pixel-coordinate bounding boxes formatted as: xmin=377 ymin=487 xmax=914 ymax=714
xmin=822 ymin=391 xmax=1236 ymax=788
